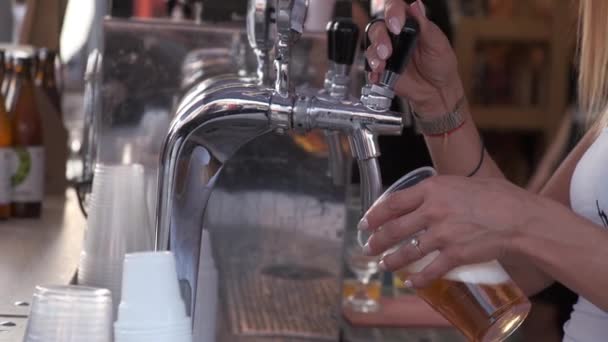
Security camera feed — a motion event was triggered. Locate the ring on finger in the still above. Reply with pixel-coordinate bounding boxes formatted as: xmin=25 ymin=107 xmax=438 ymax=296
xmin=409 ymin=237 xmax=424 ymax=257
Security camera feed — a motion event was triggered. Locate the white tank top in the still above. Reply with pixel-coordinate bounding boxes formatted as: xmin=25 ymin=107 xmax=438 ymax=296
xmin=564 ymin=128 xmax=608 ymax=341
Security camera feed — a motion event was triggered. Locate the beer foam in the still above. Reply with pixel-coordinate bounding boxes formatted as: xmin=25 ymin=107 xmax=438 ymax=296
xmin=405 ymin=251 xmax=511 ymax=285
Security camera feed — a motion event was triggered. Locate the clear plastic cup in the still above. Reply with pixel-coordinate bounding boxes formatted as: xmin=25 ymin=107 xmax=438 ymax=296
xmin=359 ymin=167 xmax=531 ymax=342
xmin=78 ymin=163 xmax=155 ymax=311
xmin=116 ymin=252 xmax=188 ymax=325
xmin=23 ymin=285 xmax=113 ymax=342
xmin=84 ymin=164 xmax=153 ymax=258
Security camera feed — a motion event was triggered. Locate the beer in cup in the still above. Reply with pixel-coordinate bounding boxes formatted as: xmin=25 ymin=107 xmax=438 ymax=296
xmin=359 ymin=167 xmax=531 ymax=341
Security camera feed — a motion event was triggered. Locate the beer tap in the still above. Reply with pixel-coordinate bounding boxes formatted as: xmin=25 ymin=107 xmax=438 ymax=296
xmin=274 ymin=0 xmax=307 ymax=97
xmin=322 ymin=19 xmax=337 ymax=94
xmin=323 ymin=18 xmax=360 ymax=185
xmin=360 ymin=22 xmax=374 ymax=101
xmin=328 ymin=18 xmax=360 ymax=100
xmin=361 ymin=17 xmax=419 ymax=112
xmin=355 ymin=17 xmax=420 ymax=212
xmin=155 ymin=6 xmax=419 ymax=331
xmin=247 ymin=0 xmax=275 ymax=86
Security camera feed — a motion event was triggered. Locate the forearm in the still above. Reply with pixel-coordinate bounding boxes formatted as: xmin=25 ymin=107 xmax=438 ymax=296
xmin=513 ymin=198 xmax=608 ymax=309
xmin=416 ymin=83 xmax=554 ymax=294
xmin=500 ymin=254 xmax=554 ymax=297
xmin=424 ymin=101 xmax=503 ymax=178
xmin=415 ymin=82 xmax=503 ymax=178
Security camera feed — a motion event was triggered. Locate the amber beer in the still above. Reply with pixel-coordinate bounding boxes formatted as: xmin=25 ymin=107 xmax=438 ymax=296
xmin=395 ymin=251 xmax=531 ymax=342
xmin=10 ymin=55 xmax=44 ymax=218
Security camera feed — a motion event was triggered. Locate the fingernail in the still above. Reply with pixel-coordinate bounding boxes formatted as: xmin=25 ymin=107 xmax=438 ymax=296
xmin=378 ymin=259 xmax=387 ymax=270
xmin=377 ymin=44 xmax=390 ymax=60
xmin=404 ymin=279 xmax=414 ymax=288
xmin=357 ymin=218 xmax=369 ymax=231
xmin=413 ymin=0 xmax=427 ymax=18
xmin=388 ymin=17 xmax=402 ymax=35
xmin=369 ymin=59 xmax=380 ymax=70
xmin=363 ymin=243 xmax=372 ymax=256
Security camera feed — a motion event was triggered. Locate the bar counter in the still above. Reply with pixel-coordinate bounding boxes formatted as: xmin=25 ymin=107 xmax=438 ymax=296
xmin=0 ymin=191 xmax=84 ymax=339
xmin=0 ymin=190 xmax=465 ymax=341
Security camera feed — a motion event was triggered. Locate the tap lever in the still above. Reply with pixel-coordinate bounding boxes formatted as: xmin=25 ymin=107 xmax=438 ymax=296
xmin=383 ymin=17 xmax=420 ymax=83
xmin=324 ymin=20 xmax=337 ymax=92
xmin=361 ymin=17 xmax=419 ymax=112
xmin=326 ymin=20 xmax=337 ymax=62
xmin=326 ymin=18 xmax=360 ymax=99
xmin=331 ymin=18 xmax=360 ymax=67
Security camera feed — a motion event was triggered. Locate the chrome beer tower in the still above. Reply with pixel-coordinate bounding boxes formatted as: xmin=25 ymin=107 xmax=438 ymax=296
xmin=155 ymin=0 xmax=419 ymax=339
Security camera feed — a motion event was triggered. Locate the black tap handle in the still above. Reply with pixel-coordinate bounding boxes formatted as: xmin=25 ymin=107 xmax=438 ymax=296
xmin=332 ymin=18 xmax=360 ymax=66
xmin=385 ymin=17 xmax=420 ymax=75
xmin=326 ymin=20 xmax=337 ymax=62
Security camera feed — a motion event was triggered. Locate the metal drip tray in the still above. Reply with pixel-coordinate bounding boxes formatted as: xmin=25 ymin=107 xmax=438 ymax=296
xmin=224 ymin=262 xmax=339 ymax=340
xmin=261 ymin=264 xmax=333 ymax=281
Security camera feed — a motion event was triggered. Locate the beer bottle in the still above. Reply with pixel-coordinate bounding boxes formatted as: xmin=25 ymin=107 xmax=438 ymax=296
xmin=35 ymin=49 xmax=61 ymax=116
xmin=4 ymin=52 xmax=17 ymax=113
xmin=0 ymin=50 xmax=10 ymax=101
xmin=0 ymin=51 xmax=11 ymax=219
xmin=10 ymin=55 xmax=44 ymax=218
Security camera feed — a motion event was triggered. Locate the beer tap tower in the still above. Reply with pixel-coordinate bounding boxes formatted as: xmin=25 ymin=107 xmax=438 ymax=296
xmin=155 ymin=0 xmax=419 ymax=340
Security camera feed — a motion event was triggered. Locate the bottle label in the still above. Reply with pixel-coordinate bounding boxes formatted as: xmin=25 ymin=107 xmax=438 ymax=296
xmin=0 ymin=148 xmax=12 ymax=204
xmin=12 ymin=147 xmax=44 ymax=202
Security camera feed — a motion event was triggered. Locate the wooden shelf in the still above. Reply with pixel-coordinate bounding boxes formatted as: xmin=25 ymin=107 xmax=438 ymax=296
xmin=458 ymin=17 xmax=552 ymax=42
xmin=455 ymin=2 xmax=573 ymax=139
xmin=470 ymin=105 xmax=546 ymax=131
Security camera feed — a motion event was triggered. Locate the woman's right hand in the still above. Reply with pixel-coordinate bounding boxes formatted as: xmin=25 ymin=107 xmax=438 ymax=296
xmin=366 ymin=0 xmax=464 ymax=118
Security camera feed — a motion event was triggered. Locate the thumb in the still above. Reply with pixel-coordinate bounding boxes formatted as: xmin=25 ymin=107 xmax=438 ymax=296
xmin=407 ymin=1 xmax=446 ymax=51
xmin=407 ymin=0 xmax=429 ymax=32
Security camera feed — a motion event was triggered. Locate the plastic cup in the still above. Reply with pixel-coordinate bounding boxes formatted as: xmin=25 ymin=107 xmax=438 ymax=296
xmin=116 ymin=252 xmax=187 ymax=325
xmin=359 ymin=167 xmax=531 ymax=342
xmin=113 ymin=252 xmax=192 ymax=342
xmin=357 ymin=167 xmax=437 ymax=247
xmin=78 ymin=163 xmax=154 ymax=311
xmin=23 ymin=285 xmax=113 ymax=342
xmin=84 ymin=164 xmax=153 ymax=258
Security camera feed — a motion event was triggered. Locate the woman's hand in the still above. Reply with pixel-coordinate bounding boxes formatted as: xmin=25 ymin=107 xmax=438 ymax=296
xmin=366 ymin=0 xmax=463 ymax=117
xmin=359 ymin=176 xmax=543 ymax=288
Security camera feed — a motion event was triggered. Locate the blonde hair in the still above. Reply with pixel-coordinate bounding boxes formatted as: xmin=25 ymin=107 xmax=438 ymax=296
xmin=579 ymin=0 xmax=608 ymax=128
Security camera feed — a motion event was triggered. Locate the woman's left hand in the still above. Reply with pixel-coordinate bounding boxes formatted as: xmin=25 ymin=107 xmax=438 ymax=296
xmin=359 ymin=175 xmax=541 ymax=288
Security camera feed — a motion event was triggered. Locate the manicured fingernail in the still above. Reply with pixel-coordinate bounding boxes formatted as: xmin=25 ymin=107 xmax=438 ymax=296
xmin=378 ymin=259 xmax=387 ymax=271
xmin=357 ymin=218 xmax=369 ymax=231
xmin=363 ymin=243 xmax=372 ymax=255
xmin=388 ymin=17 xmax=402 ymax=35
xmin=413 ymin=0 xmax=427 ymax=18
xmin=369 ymin=58 xmax=380 ymax=70
xmin=404 ymin=279 xmax=414 ymax=288
xmin=377 ymin=44 xmax=390 ymax=60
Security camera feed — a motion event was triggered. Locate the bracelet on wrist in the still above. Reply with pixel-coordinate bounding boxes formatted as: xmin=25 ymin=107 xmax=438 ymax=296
xmin=413 ymin=96 xmax=466 ymax=137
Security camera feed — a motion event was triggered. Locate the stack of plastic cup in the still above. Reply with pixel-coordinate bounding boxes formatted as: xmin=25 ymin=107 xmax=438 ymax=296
xmin=23 ymin=285 xmax=113 ymax=342
xmin=78 ymin=163 xmax=154 ymax=309
xmin=114 ymin=252 xmax=192 ymax=342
